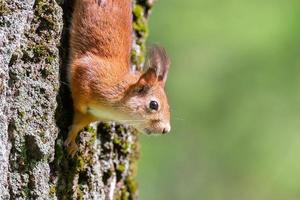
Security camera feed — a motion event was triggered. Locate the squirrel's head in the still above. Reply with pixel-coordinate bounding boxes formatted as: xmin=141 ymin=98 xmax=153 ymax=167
xmin=121 ymin=45 xmax=171 ymax=134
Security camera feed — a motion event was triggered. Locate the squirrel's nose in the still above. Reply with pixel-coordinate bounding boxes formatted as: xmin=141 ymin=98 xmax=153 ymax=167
xmin=162 ymin=123 xmax=171 ymax=134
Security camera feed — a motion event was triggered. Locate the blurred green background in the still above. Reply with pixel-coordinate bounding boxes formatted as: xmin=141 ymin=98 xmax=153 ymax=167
xmin=137 ymin=0 xmax=300 ymax=200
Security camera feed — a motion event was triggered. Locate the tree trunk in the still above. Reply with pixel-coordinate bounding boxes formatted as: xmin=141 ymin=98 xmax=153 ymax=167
xmin=0 ymin=0 xmax=153 ymax=199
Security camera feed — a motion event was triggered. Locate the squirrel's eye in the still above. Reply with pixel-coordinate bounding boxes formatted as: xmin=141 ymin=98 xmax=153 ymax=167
xmin=149 ymin=100 xmax=159 ymax=111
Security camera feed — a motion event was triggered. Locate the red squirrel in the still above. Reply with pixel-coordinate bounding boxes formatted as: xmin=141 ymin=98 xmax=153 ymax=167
xmin=64 ymin=0 xmax=171 ymax=156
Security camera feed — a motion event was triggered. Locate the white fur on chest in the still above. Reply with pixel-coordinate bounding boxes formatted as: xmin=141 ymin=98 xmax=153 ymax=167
xmin=88 ymin=106 xmax=124 ymax=122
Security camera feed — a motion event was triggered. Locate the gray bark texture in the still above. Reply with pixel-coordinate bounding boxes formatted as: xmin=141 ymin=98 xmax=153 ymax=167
xmin=0 ymin=0 xmax=153 ymax=199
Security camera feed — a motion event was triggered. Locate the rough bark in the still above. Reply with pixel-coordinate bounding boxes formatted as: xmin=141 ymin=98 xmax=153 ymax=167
xmin=0 ymin=0 xmax=153 ymax=199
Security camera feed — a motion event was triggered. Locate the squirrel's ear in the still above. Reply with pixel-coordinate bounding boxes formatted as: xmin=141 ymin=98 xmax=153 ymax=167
xmin=138 ymin=68 xmax=157 ymax=86
xmin=146 ymin=44 xmax=171 ymax=86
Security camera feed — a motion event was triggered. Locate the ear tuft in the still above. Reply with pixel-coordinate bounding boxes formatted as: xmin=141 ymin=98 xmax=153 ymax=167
xmin=146 ymin=44 xmax=171 ymax=85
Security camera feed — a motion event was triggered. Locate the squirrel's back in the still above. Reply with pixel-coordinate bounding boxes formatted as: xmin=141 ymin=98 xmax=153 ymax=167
xmin=70 ymin=0 xmax=132 ymax=65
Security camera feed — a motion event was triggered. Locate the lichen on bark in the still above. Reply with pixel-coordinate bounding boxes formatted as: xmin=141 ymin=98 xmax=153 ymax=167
xmin=0 ymin=0 xmax=62 ymax=199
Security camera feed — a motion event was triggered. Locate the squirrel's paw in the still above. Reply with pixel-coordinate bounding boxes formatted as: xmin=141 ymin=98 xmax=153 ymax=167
xmin=64 ymin=138 xmax=78 ymax=157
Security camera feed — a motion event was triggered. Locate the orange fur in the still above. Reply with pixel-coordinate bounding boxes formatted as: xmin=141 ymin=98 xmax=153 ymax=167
xmin=65 ymin=0 xmax=171 ymax=157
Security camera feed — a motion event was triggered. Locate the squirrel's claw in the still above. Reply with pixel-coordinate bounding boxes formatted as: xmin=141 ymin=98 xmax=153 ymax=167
xmin=64 ymin=138 xmax=78 ymax=158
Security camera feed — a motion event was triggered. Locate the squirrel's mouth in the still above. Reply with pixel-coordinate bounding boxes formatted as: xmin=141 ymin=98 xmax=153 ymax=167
xmin=143 ymin=128 xmax=152 ymax=135
xmin=143 ymin=128 xmax=168 ymax=135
